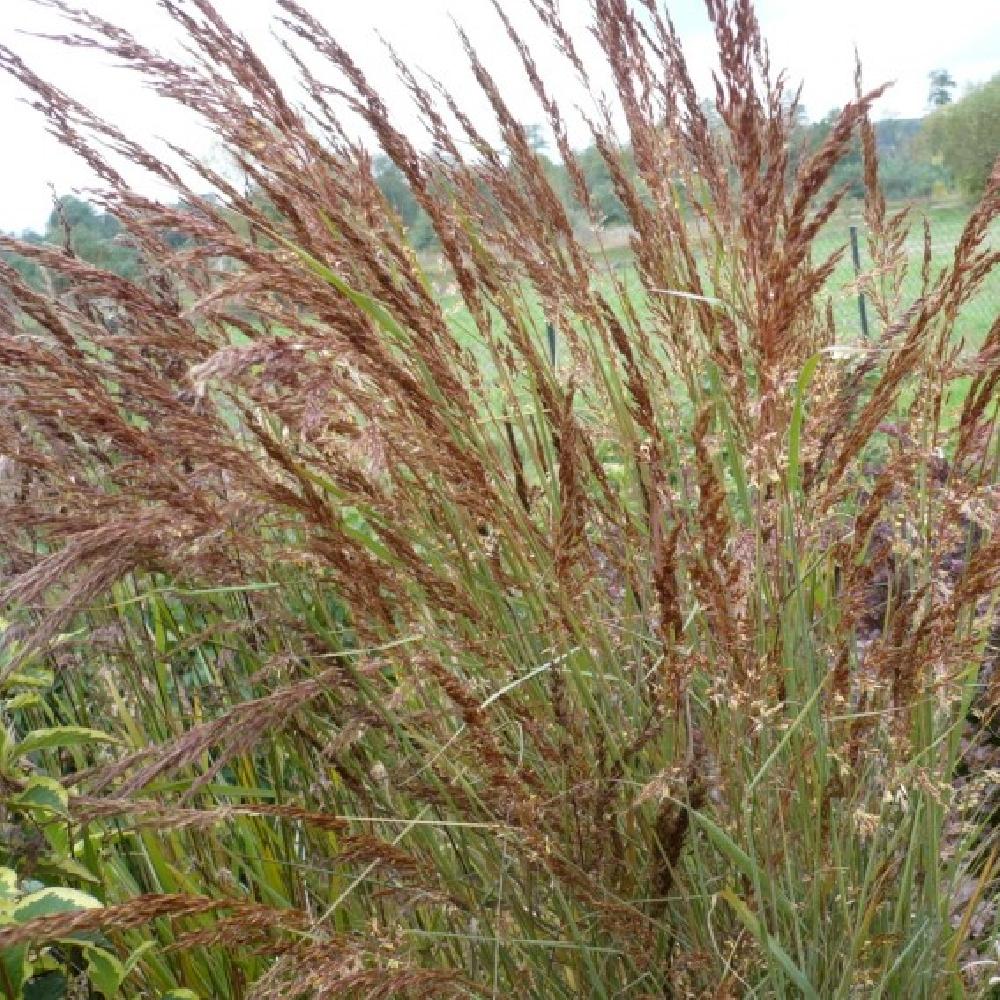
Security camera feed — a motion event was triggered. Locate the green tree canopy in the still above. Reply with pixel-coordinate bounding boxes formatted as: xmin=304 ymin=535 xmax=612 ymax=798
xmin=921 ymin=73 xmax=1000 ymax=195
xmin=45 ymin=196 xmax=141 ymax=277
xmin=927 ymin=69 xmax=957 ymax=108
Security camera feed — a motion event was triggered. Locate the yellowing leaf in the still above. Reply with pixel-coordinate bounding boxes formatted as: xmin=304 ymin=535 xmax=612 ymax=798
xmin=13 ymin=886 xmax=103 ymax=923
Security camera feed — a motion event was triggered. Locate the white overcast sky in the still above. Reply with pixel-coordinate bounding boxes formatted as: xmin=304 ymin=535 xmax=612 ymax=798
xmin=0 ymin=0 xmax=997 ymax=233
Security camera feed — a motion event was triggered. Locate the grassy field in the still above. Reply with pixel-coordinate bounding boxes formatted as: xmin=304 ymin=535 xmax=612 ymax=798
xmin=583 ymin=199 xmax=999 ymax=343
xmin=817 ymin=201 xmax=998 ymax=344
xmin=430 ymin=197 xmax=998 ymax=426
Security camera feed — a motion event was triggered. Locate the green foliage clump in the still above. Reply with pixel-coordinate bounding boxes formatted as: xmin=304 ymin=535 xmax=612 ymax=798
xmin=2 ymin=196 xmax=142 ymax=295
xmin=922 ymin=74 xmax=1000 ymax=195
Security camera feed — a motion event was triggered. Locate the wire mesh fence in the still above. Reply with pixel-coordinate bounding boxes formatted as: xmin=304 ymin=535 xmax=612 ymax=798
xmin=825 ymin=204 xmax=998 ymax=346
xmin=594 ymin=201 xmax=997 ymax=348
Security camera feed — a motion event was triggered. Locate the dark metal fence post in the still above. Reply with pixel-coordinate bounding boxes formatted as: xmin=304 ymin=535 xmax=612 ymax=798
xmin=848 ymin=224 xmax=871 ymax=340
xmin=546 ymin=320 xmax=556 ymax=366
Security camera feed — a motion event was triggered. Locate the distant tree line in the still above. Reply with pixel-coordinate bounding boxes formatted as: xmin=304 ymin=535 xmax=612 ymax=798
xmin=920 ymin=73 xmax=1000 ymax=196
xmin=791 ymin=113 xmax=946 ymax=202
xmin=4 ymin=196 xmax=143 ymax=288
xmin=373 ymin=139 xmax=639 ymax=250
xmin=5 ymin=72 xmax=996 ymax=276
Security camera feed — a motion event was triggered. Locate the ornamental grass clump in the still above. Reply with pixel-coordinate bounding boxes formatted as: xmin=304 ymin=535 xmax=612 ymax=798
xmin=0 ymin=0 xmax=998 ymax=995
